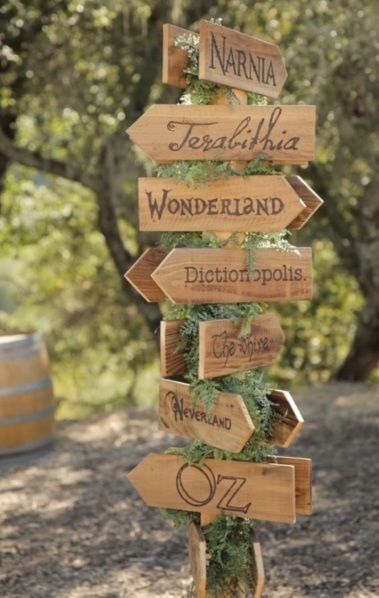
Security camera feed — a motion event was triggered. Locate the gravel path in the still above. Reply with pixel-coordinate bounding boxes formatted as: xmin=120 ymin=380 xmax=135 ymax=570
xmin=1 ymin=383 xmax=379 ymax=597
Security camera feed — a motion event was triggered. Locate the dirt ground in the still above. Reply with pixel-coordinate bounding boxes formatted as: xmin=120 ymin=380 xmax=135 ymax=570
xmin=1 ymin=382 xmax=379 ymax=598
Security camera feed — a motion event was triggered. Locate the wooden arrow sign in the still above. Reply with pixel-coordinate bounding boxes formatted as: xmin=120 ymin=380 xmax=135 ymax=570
xmin=268 ymin=389 xmax=304 ymax=448
xmin=159 ymin=378 xmax=255 ymax=452
xmin=198 ymin=312 xmax=285 ymax=378
xmin=151 ymin=247 xmax=313 ymax=304
xmin=126 ymin=104 xmax=316 ymax=164
xmin=160 ymin=313 xmax=285 ymax=377
xmin=201 ymin=455 xmax=311 ymax=526
xmin=287 ymin=176 xmax=324 ymax=229
xmin=138 ymin=175 xmax=311 ymax=233
xmin=124 ymin=247 xmax=168 ymax=302
xmin=199 ymin=20 xmax=287 ymax=98
xmin=128 ymin=453 xmax=296 ymax=523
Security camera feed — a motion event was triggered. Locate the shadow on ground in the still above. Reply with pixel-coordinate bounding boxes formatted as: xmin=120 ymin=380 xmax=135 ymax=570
xmin=1 ymin=383 xmax=378 ymax=597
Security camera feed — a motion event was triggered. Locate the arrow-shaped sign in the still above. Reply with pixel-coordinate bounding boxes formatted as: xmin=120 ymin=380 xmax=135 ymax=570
xmin=199 ymin=20 xmax=287 ymax=99
xmin=128 ymin=453 xmax=296 ymax=524
xmin=159 ymin=378 xmax=255 ymax=452
xmin=150 ymin=247 xmax=313 ymax=304
xmin=138 ymin=175 xmax=322 ymax=233
xmin=160 ymin=313 xmax=285 ymax=378
xmin=198 ymin=312 xmax=285 ymax=378
xmin=201 ymin=455 xmax=312 ymax=526
xmin=126 ymin=104 xmax=315 ymax=164
xmin=124 ymin=247 xmax=168 ymax=302
xmin=287 ymin=176 xmax=324 ymax=229
xmin=268 ymin=389 xmax=304 ymax=448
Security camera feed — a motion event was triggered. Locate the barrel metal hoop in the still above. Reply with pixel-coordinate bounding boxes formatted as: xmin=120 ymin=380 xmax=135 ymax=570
xmin=0 ymin=436 xmax=54 ymax=456
xmin=0 ymin=332 xmax=42 ymax=353
xmin=0 ymin=378 xmax=53 ymax=398
xmin=0 ymin=405 xmax=55 ymax=426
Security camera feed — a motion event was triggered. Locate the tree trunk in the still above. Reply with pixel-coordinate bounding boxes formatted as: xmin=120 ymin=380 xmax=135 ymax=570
xmin=335 ymin=295 xmax=379 ymax=381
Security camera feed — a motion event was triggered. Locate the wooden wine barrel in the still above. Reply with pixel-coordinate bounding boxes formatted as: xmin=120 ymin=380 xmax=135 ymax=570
xmin=0 ymin=332 xmax=55 ymax=457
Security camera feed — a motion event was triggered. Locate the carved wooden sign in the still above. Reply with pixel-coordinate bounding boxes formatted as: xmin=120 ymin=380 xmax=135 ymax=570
xmin=199 ymin=21 xmax=287 ymax=98
xmin=151 ymin=247 xmax=313 ymax=304
xmin=159 ymin=378 xmax=255 ymax=452
xmin=160 ymin=313 xmax=285 ymax=378
xmin=126 ymin=104 xmax=316 ymax=164
xmin=138 ymin=175 xmax=323 ymax=233
xmin=201 ymin=455 xmax=312 ymax=526
xmin=128 ymin=453 xmax=296 ymax=523
xmin=268 ymin=389 xmax=304 ymax=448
xmin=199 ymin=312 xmax=285 ymax=378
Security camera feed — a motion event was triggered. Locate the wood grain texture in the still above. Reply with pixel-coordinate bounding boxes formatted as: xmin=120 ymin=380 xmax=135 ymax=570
xmin=188 ymin=523 xmax=206 ymax=598
xmin=124 ymin=247 xmax=168 ymax=302
xmin=128 ymin=453 xmax=296 ymax=523
xmin=160 ymin=320 xmax=187 ymax=376
xmin=138 ymin=175 xmax=306 ymax=232
xmin=159 ymin=378 xmax=255 ymax=452
xmin=199 ymin=20 xmax=287 ymax=98
xmin=199 ymin=312 xmax=285 ymax=378
xmin=287 ymin=176 xmax=324 ymax=229
xmin=126 ymin=104 xmax=316 ymax=164
xmin=151 ymin=247 xmax=313 ymax=304
xmin=269 ymin=389 xmax=304 ymax=448
xmin=274 ymin=456 xmax=312 ymax=515
xmin=162 ymin=24 xmax=190 ymax=88
xmin=252 ymin=541 xmax=265 ymax=598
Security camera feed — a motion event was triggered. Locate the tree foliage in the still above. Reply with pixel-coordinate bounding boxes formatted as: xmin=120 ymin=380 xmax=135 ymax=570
xmin=0 ymin=0 xmax=378 ymax=414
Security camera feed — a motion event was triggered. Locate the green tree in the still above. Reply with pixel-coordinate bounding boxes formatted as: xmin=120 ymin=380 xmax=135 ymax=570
xmin=0 ymin=0 xmax=378 ymax=386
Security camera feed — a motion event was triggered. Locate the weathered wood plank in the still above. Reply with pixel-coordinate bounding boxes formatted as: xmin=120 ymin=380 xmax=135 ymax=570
xmin=128 ymin=453 xmax=296 ymax=523
xmin=124 ymin=247 xmax=168 ymax=303
xmin=200 ymin=456 xmax=311 ymax=526
xmin=151 ymin=247 xmax=313 ymax=304
xmin=126 ymin=104 xmax=316 ymax=164
xmin=188 ymin=523 xmax=207 ymax=598
xmin=159 ymin=378 xmax=255 ymax=452
xmin=162 ymin=23 xmax=190 ymax=88
xmin=199 ymin=312 xmax=285 ymax=378
xmin=274 ymin=456 xmax=312 ymax=515
xmin=160 ymin=320 xmax=187 ymax=376
xmin=268 ymin=389 xmax=304 ymax=448
xmin=138 ymin=176 xmax=306 ymax=232
xmin=199 ymin=20 xmax=287 ymax=98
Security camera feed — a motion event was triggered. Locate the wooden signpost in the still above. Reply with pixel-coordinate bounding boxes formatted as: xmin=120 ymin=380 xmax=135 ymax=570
xmin=160 ymin=313 xmax=285 ymax=378
xmin=126 ymin=104 xmax=316 ymax=164
xmin=138 ymin=175 xmax=323 ymax=232
xmin=199 ymin=20 xmax=287 ymax=98
xmin=151 ymin=247 xmax=313 ymax=304
xmin=159 ymin=379 xmax=256 ymax=452
xmin=127 ymin=453 xmax=297 ymax=523
xmin=125 ymin=19 xmax=320 ymax=597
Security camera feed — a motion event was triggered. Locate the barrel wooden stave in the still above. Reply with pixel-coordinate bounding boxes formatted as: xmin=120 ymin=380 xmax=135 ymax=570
xmin=0 ymin=332 xmax=55 ymax=457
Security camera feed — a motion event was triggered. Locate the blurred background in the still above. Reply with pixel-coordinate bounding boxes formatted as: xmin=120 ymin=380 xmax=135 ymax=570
xmin=0 ymin=0 xmax=378 ymax=420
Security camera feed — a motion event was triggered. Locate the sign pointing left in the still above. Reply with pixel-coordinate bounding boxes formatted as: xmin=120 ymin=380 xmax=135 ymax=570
xmin=128 ymin=453 xmax=296 ymax=523
xmin=126 ymin=104 xmax=316 ymax=164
